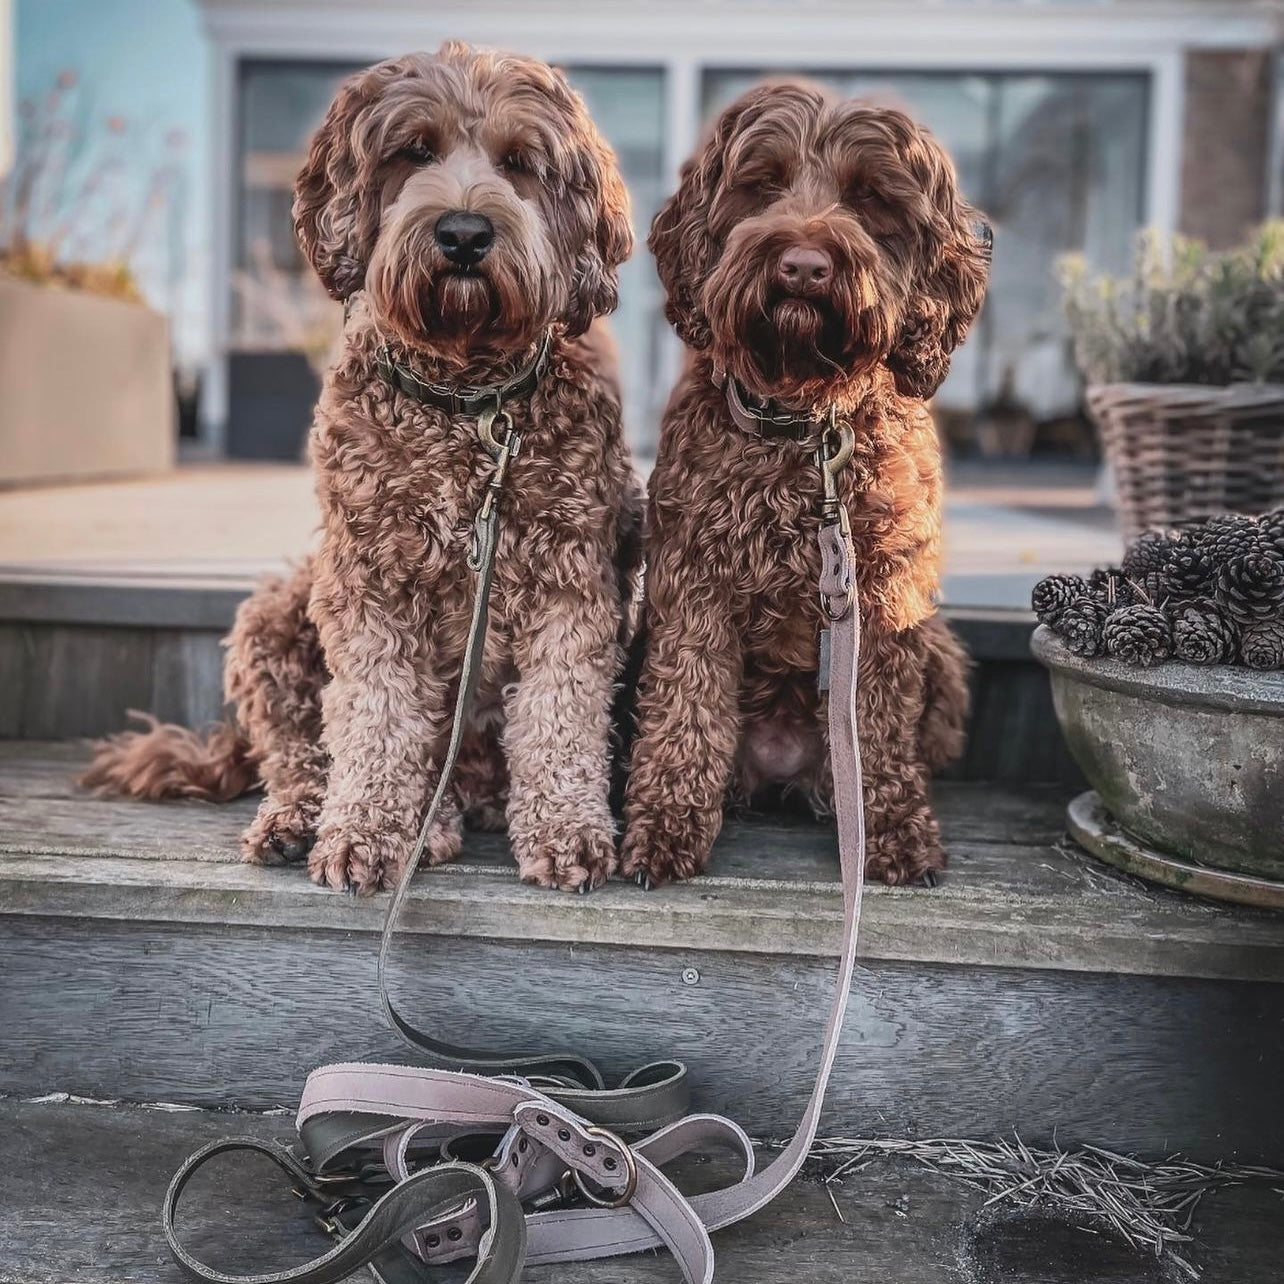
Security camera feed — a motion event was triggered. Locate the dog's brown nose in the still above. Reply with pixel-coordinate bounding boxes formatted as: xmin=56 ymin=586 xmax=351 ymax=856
xmin=777 ymin=245 xmax=832 ymax=292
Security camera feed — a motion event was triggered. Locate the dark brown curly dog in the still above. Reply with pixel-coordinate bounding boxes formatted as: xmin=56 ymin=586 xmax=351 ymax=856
xmin=84 ymin=43 xmax=641 ymax=895
xmin=621 ymin=81 xmax=988 ymax=888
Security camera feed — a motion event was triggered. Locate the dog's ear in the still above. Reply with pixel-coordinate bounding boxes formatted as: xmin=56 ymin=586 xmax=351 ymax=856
xmin=886 ymin=131 xmax=992 ymax=400
xmin=292 ymin=65 xmax=389 ymax=301
xmin=565 ymin=130 xmax=635 ymax=338
xmin=648 ymin=84 xmax=786 ymax=350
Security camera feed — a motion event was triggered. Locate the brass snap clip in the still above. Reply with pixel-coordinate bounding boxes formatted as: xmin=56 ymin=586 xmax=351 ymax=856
xmin=477 ymin=401 xmax=521 ymax=462
xmin=816 ymin=410 xmax=855 ymax=534
xmin=469 ymin=399 xmax=522 ymax=571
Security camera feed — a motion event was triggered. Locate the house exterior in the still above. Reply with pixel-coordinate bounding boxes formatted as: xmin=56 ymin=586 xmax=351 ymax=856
xmin=195 ymin=0 xmax=1284 ymax=458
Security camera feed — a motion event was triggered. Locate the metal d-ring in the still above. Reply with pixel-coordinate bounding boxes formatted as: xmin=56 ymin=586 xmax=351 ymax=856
xmin=569 ymin=1126 xmax=638 ymax=1208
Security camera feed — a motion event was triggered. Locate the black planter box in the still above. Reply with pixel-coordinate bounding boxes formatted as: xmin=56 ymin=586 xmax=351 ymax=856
xmin=226 ymin=350 xmax=320 ymax=461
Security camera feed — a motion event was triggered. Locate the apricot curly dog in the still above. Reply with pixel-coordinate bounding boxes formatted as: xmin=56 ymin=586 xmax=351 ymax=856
xmin=622 ymin=82 xmax=989 ymax=888
xmin=84 ymin=43 xmax=641 ymax=895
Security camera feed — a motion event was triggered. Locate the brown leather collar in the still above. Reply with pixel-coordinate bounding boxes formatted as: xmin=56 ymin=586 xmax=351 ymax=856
xmin=711 ymin=366 xmax=829 ymax=446
xmin=375 ymin=332 xmax=552 ymax=416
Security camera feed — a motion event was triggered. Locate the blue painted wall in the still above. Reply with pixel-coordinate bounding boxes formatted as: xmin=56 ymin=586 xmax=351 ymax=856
xmin=13 ymin=0 xmax=209 ymax=364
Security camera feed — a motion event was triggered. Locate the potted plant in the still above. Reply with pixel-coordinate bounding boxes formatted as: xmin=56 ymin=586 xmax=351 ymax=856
xmin=1031 ymin=514 xmax=1284 ymax=906
xmin=0 ymin=71 xmax=178 ymax=485
xmin=1061 ymin=224 xmax=1284 ymax=543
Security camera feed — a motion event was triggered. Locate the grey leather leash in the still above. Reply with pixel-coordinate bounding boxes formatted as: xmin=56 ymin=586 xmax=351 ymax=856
xmin=163 ymin=392 xmax=868 ymax=1284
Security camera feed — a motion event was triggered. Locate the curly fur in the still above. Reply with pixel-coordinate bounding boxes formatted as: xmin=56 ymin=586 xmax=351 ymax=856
xmin=84 ymin=43 xmax=639 ymax=894
xmin=622 ymin=82 xmax=984 ymax=887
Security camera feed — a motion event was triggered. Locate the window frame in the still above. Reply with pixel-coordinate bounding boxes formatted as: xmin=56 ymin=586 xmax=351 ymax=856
xmin=198 ymin=2 xmax=1201 ymax=451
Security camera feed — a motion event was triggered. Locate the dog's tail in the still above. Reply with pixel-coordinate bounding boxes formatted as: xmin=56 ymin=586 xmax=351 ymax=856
xmin=918 ymin=614 xmax=972 ymax=774
xmin=80 ymin=711 xmax=259 ymax=802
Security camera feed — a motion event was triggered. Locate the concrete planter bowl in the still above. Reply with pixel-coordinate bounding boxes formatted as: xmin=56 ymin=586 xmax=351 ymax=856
xmin=1032 ymin=625 xmax=1284 ymax=904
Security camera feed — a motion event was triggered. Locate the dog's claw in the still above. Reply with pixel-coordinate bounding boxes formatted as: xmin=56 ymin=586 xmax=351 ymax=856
xmin=634 ymin=872 xmax=653 ymax=892
xmin=920 ymin=869 xmax=940 ymax=890
xmin=577 ymin=882 xmax=589 ymax=896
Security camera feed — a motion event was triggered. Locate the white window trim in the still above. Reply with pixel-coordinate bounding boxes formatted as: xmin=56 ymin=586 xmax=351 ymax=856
xmin=194 ymin=0 xmax=1282 ymax=442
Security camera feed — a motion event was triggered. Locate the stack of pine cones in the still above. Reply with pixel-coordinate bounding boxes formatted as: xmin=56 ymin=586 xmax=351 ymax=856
xmin=1033 ymin=508 xmax=1284 ymax=669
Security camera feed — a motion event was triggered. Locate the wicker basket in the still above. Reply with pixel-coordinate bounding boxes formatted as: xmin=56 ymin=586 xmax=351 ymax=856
xmin=1085 ymin=382 xmax=1284 ymax=542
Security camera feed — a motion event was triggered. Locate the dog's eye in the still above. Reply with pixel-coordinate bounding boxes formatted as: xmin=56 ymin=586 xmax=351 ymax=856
xmin=400 ymin=139 xmax=436 ymax=165
xmin=848 ymin=180 xmax=877 ymax=204
xmin=501 ymin=152 xmax=530 ymax=176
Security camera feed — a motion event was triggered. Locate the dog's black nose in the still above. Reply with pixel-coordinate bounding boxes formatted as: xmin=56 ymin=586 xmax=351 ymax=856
xmin=435 ymin=210 xmax=494 ymax=267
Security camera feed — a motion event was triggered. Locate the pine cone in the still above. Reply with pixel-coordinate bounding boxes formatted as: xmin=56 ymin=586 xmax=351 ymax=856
xmin=1088 ymin=566 xmax=1141 ymax=609
xmin=1162 ymin=537 xmax=1215 ymax=597
xmin=1104 ymin=604 xmax=1173 ymax=667
xmin=1216 ymin=550 xmax=1284 ymax=624
xmin=1260 ymin=508 xmax=1284 ymax=557
xmin=1169 ymin=597 xmax=1237 ymax=665
xmin=1200 ymin=513 xmax=1263 ymax=563
xmin=1056 ymin=594 xmax=1109 ymax=657
xmin=1239 ymin=619 xmax=1284 ymax=670
xmin=1032 ymin=573 xmax=1087 ymax=625
xmin=1121 ymin=531 xmax=1175 ymax=581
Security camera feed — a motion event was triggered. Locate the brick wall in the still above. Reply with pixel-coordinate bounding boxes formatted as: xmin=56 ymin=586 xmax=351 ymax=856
xmin=1180 ymin=49 xmax=1273 ymax=248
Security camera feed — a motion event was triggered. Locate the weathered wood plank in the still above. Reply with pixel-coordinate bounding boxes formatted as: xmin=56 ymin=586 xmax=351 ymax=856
xmin=0 ymin=578 xmax=1086 ymax=785
xmin=17 ymin=624 xmax=156 ymax=739
xmin=149 ymin=630 xmax=229 ymax=728
xmin=9 ymin=1097 xmax=1272 ymax=1284
xmin=0 ymin=743 xmax=1070 ymax=833
xmin=0 ymin=569 xmax=251 ymax=629
xmin=0 ymin=623 xmax=27 ymax=738
xmin=1 ymin=746 xmax=1280 ymax=979
xmin=5 ymin=843 xmax=1283 ymax=983
xmin=2 ymin=920 xmax=1281 ymax=1163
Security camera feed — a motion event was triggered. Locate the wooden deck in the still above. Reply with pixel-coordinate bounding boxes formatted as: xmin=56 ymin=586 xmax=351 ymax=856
xmin=3 ymin=742 xmax=1279 ymax=982
xmin=2 ymin=1096 xmax=1279 ymax=1284
xmin=3 ymin=741 xmax=1282 ymax=1167
xmin=0 ymin=461 xmax=1121 ymax=610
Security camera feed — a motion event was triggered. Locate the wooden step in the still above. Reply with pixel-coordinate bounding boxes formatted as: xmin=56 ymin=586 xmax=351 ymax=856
xmin=2 ymin=1096 xmax=1278 ymax=1283
xmin=3 ymin=742 xmax=1282 ymax=1166
xmin=0 ymin=569 xmax=1081 ymax=785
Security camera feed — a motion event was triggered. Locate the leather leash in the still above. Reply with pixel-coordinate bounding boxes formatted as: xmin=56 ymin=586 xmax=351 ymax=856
xmin=163 ymin=378 xmax=867 ymax=1283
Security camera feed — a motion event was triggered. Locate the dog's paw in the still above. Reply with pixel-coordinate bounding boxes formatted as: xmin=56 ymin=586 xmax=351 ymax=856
xmin=620 ymin=812 xmax=711 ymax=889
xmin=514 ymin=821 xmax=617 ymax=893
xmin=308 ymin=826 xmax=390 ymax=895
xmin=308 ymin=813 xmax=462 ymax=895
xmin=241 ymin=795 xmax=320 ymax=866
xmin=863 ymin=816 xmax=946 ymax=887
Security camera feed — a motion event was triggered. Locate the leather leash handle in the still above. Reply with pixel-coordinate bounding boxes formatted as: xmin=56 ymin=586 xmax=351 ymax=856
xmin=163 ymin=1143 xmax=526 ymax=1284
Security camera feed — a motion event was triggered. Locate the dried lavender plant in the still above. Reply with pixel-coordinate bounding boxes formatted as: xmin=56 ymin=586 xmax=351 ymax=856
xmin=802 ymin=1134 xmax=1283 ymax=1281
xmin=1061 ymin=223 xmax=1284 ymax=386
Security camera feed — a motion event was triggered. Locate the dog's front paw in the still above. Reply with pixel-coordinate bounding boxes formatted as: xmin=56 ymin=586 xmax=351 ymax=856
xmin=308 ymin=825 xmax=391 ymax=895
xmin=241 ymin=794 xmax=320 ymax=866
xmin=308 ymin=810 xmax=462 ymax=894
xmin=864 ymin=813 xmax=947 ymax=887
xmin=513 ymin=819 xmax=617 ymax=893
xmin=620 ymin=811 xmax=714 ymax=888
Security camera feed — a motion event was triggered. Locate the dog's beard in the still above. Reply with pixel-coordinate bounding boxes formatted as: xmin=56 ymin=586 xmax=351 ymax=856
xmin=703 ymin=236 xmax=902 ymax=402
xmin=367 ymin=218 xmax=559 ymax=361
